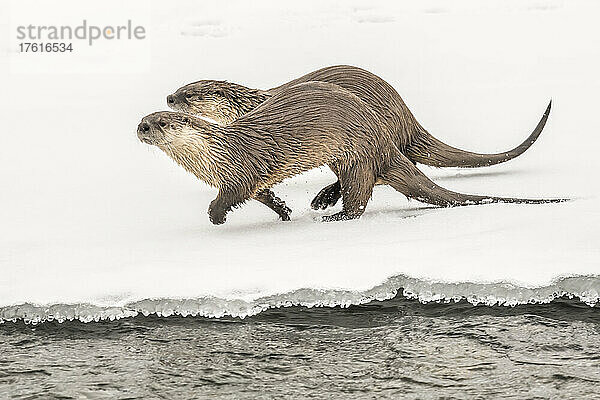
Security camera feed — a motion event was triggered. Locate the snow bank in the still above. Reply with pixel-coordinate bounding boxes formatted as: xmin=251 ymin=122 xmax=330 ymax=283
xmin=1 ymin=0 xmax=598 ymax=323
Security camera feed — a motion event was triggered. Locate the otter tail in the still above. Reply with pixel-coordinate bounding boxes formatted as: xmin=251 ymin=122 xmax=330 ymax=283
xmin=405 ymin=101 xmax=551 ymax=168
xmin=383 ymin=153 xmax=568 ymax=207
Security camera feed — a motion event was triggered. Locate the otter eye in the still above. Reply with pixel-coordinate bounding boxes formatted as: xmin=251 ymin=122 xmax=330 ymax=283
xmin=159 ymin=121 xmax=167 ymax=128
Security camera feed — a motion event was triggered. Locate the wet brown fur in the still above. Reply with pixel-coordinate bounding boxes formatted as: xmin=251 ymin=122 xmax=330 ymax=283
xmin=168 ymin=65 xmax=552 ymax=209
xmin=140 ymin=82 xmax=565 ymax=225
xmin=168 ymin=65 xmax=550 ymax=167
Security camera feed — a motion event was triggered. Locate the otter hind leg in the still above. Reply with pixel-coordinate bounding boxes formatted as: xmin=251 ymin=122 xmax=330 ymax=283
xmin=310 ymin=181 xmax=341 ymax=210
xmin=322 ymin=164 xmax=376 ymax=222
xmin=254 ymin=189 xmax=292 ymax=221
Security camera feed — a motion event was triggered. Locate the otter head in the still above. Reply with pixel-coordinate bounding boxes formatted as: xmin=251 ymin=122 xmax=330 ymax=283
xmin=167 ymin=80 xmax=268 ymax=125
xmin=137 ymin=111 xmax=223 ymax=186
xmin=137 ymin=111 xmax=202 ymax=147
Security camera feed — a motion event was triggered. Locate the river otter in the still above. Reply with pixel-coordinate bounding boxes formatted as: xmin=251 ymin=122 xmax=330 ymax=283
xmin=139 ymin=81 xmax=564 ymax=225
xmin=166 ymin=65 xmax=552 ymax=210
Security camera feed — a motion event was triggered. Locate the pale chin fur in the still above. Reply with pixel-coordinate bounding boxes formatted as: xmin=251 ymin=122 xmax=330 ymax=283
xmin=197 ymin=115 xmax=221 ymax=125
xmin=157 ymin=126 xmax=222 ymax=188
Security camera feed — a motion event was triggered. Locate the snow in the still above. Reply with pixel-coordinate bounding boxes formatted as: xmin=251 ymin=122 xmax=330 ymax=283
xmin=1 ymin=0 xmax=599 ymax=318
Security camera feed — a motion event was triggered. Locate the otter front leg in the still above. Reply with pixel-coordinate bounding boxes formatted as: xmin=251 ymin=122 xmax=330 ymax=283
xmin=310 ymin=181 xmax=341 ymax=210
xmin=208 ymin=188 xmax=250 ymax=225
xmin=254 ymin=189 xmax=292 ymax=221
xmin=322 ymin=164 xmax=376 ymax=222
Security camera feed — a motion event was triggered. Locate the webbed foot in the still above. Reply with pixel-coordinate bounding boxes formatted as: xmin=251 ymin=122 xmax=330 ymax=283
xmin=311 ymin=181 xmax=342 ymax=210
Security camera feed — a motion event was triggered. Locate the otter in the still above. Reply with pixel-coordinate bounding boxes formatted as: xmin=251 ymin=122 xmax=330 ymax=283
xmin=139 ymin=81 xmax=564 ymax=225
xmin=166 ymin=65 xmax=552 ymax=210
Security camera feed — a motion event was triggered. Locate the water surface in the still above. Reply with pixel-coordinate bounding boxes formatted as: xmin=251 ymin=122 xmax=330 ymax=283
xmin=1 ymin=296 xmax=599 ymax=399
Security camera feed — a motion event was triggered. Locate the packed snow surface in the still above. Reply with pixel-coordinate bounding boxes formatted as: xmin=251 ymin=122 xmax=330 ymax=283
xmin=1 ymin=0 xmax=599 ymax=322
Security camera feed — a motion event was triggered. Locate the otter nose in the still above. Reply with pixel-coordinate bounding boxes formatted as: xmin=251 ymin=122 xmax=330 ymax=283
xmin=139 ymin=122 xmax=150 ymax=133
xmin=167 ymin=95 xmax=175 ymax=105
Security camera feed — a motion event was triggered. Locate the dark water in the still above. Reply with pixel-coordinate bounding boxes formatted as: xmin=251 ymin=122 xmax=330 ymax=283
xmin=1 ymin=296 xmax=599 ymax=399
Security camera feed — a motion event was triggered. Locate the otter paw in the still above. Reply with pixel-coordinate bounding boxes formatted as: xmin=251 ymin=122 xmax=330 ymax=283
xmin=208 ymin=201 xmax=228 ymax=225
xmin=322 ymin=212 xmax=358 ymax=222
xmin=209 ymin=213 xmax=227 ymax=225
xmin=311 ymin=186 xmax=341 ymax=210
xmin=279 ymin=206 xmax=292 ymax=221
